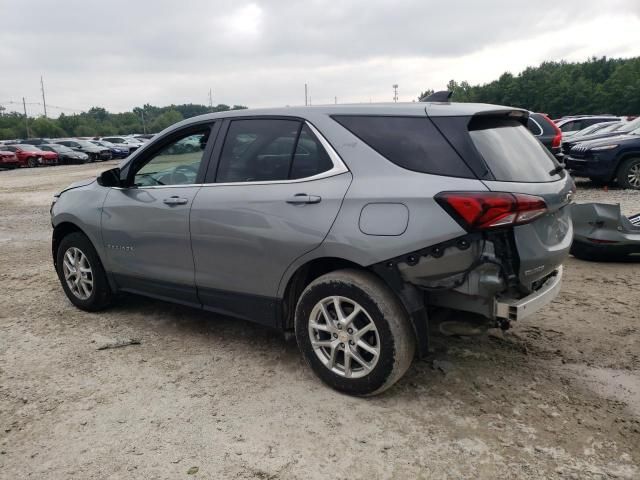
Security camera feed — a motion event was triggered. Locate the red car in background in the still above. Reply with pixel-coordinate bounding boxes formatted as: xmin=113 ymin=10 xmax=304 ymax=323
xmin=1 ymin=144 xmax=58 ymax=167
xmin=0 ymin=149 xmax=20 ymax=169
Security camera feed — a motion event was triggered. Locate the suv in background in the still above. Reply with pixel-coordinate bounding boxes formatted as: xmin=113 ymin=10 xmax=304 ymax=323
xmin=527 ymin=112 xmax=563 ymax=159
xmin=51 ymin=103 xmax=573 ymax=395
xmin=565 ymin=129 xmax=640 ymax=189
xmin=562 ymin=117 xmax=640 ymax=156
xmin=555 ymin=115 xmax=621 ymax=138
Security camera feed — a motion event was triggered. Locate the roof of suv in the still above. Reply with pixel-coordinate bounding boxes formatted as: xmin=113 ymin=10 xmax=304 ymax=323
xmin=164 ymin=102 xmax=524 ymax=133
xmin=190 ymin=102 xmax=522 ymax=120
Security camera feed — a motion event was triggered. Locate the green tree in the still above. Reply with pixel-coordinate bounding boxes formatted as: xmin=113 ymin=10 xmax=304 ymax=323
xmin=149 ymin=110 xmax=183 ymax=133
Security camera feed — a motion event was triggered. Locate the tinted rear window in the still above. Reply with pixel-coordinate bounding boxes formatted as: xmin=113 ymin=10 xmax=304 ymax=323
xmin=468 ymin=117 xmax=561 ymax=182
xmin=333 ymin=116 xmax=474 ymax=178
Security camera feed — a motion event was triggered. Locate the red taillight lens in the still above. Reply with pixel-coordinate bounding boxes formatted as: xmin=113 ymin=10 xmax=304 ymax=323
xmin=436 ymin=192 xmax=547 ymax=231
xmin=542 ymin=115 xmax=562 ymax=149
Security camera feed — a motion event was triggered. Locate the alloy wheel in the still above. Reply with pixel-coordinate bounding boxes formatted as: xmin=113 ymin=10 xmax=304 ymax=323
xmin=308 ymin=296 xmax=380 ymax=378
xmin=62 ymin=247 xmax=94 ymax=300
xmin=627 ymin=163 xmax=640 ymax=188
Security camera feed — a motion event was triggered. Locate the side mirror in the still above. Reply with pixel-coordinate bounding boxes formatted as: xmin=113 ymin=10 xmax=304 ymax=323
xmin=98 ymin=167 xmax=122 ymax=187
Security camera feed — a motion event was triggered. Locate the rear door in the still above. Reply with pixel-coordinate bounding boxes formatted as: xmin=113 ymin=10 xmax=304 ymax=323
xmin=190 ymin=117 xmax=351 ymax=326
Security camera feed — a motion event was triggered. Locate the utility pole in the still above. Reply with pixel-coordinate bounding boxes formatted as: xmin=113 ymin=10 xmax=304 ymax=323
xmin=334 ymin=96 xmax=337 ymax=104
xmin=392 ymin=84 xmax=399 ymax=103
xmin=140 ymin=110 xmax=147 ymax=134
xmin=22 ymin=97 xmax=30 ymax=138
xmin=40 ymin=75 xmax=48 ymax=117
xmin=304 ymin=83 xmax=308 ymax=106
xmin=208 ymin=88 xmax=213 ymax=109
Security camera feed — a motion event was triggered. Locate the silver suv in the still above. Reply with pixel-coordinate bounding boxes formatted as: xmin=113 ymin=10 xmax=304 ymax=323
xmin=51 ymin=102 xmax=574 ymax=395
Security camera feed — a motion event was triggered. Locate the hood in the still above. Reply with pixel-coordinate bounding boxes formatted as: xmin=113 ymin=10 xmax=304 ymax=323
xmin=56 ymin=177 xmax=96 ymax=196
xmin=576 ymin=133 xmax=640 ymax=149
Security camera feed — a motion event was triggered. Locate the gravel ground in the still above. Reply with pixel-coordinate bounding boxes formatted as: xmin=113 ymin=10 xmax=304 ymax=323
xmin=0 ymin=163 xmax=639 ymax=479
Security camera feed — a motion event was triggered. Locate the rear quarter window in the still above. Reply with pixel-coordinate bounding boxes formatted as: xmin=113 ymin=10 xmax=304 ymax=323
xmin=332 ymin=115 xmax=474 ymax=178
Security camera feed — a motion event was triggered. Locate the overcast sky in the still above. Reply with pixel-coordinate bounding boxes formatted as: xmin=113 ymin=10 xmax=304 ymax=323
xmin=1 ymin=0 xmax=640 ymax=116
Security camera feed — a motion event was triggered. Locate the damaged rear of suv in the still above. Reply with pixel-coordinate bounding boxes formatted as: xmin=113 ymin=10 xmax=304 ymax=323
xmin=51 ymin=100 xmax=573 ymax=396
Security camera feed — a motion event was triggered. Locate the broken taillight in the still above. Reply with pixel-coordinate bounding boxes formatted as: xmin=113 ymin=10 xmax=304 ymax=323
xmin=435 ymin=192 xmax=548 ymax=231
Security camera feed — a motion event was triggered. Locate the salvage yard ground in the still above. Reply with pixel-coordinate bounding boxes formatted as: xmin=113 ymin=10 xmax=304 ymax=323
xmin=0 ymin=162 xmax=639 ymax=479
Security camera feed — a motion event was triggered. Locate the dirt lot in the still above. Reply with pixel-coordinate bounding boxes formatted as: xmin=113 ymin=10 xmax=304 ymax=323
xmin=1 ymin=162 xmax=639 ymax=479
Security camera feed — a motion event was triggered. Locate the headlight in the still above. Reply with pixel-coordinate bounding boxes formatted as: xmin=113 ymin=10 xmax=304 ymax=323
xmin=591 ymin=144 xmax=619 ymax=151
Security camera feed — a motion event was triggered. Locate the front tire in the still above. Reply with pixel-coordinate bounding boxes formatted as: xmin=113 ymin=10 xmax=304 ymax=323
xmin=55 ymin=232 xmax=112 ymax=311
xmin=295 ymin=269 xmax=415 ymax=396
xmin=617 ymin=157 xmax=640 ymax=190
xmin=27 ymin=157 xmax=38 ymax=168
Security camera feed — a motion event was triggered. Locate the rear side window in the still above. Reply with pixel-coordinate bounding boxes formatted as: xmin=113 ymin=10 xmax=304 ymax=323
xmin=333 ymin=116 xmax=474 ymax=178
xmin=215 ymin=119 xmax=334 ymax=183
xmin=468 ymin=117 xmax=561 ymax=182
xmin=527 ymin=117 xmax=543 ymax=136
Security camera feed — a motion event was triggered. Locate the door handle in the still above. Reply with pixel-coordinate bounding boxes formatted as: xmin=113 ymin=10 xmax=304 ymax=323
xmin=286 ymin=193 xmax=322 ymax=205
xmin=163 ymin=196 xmax=189 ymax=206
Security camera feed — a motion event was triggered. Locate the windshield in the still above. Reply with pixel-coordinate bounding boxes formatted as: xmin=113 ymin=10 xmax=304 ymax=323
xmin=468 ymin=117 xmax=561 ymax=182
xmin=75 ymin=140 xmax=96 ymax=148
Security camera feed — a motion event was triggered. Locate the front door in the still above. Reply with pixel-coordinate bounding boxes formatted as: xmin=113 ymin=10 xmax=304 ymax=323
xmin=101 ymin=124 xmax=215 ymax=305
xmin=190 ymin=118 xmax=351 ymax=326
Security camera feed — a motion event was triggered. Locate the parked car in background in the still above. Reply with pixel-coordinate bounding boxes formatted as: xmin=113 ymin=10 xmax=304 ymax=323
xmin=0 ymin=149 xmax=20 ymax=169
xmin=91 ymin=140 xmax=129 ymax=159
xmin=565 ymin=127 xmax=640 ymax=189
xmin=555 ymin=115 xmax=622 ymax=138
xmin=562 ymin=117 xmax=640 ymax=156
xmin=100 ymin=136 xmax=145 ymax=153
xmin=133 ymin=134 xmax=154 ymax=141
xmin=1 ymin=144 xmax=58 ymax=167
xmin=53 ymin=139 xmax=112 ymax=162
xmin=569 ymin=121 xmax=621 ymax=140
xmin=527 ymin=112 xmax=563 ymax=159
xmin=19 ymin=138 xmax=51 ymax=146
xmin=51 ymin=103 xmax=573 ymax=395
xmin=39 ymin=144 xmax=90 ymax=164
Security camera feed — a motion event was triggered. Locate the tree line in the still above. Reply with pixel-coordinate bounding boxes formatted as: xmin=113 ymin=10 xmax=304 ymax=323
xmin=421 ymin=56 xmax=640 ymax=118
xmin=0 ymin=103 xmax=247 ymax=140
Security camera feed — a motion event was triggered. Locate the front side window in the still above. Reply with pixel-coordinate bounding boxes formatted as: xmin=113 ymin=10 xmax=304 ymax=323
xmin=215 ymin=119 xmax=334 ymax=183
xmin=133 ymin=128 xmax=210 ymax=186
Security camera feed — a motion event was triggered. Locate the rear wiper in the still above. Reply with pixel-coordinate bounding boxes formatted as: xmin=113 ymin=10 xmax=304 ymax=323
xmin=549 ymin=165 xmax=565 ymax=176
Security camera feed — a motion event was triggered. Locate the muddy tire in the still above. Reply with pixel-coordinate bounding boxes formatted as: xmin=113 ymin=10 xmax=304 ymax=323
xmin=55 ymin=232 xmax=112 ymax=311
xmin=295 ymin=269 xmax=415 ymax=396
xmin=617 ymin=157 xmax=640 ymax=190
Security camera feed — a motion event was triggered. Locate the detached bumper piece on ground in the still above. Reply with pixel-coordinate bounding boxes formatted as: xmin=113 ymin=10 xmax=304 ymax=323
xmin=571 ymin=203 xmax=640 ymax=261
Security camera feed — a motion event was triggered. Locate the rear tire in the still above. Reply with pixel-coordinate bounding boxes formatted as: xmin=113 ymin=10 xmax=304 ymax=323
xmin=27 ymin=157 xmax=38 ymax=168
xmin=295 ymin=269 xmax=415 ymax=396
xmin=617 ymin=157 xmax=640 ymax=190
xmin=55 ymin=232 xmax=112 ymax=311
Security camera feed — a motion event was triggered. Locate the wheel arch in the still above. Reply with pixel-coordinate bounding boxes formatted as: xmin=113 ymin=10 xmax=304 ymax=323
xmin=280 ymin=255 xmax=429 ymax=358
xmin=52 ymin=221 xmax=117 ymax=292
